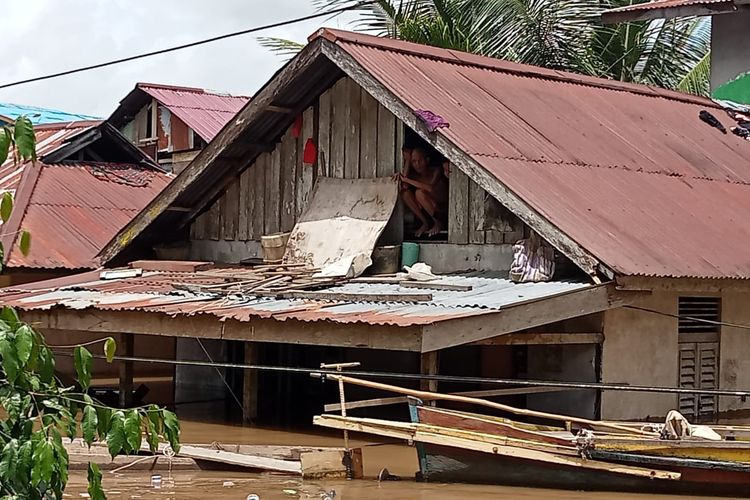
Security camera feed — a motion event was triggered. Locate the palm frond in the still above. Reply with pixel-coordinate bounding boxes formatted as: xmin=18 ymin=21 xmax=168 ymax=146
xmin=257 ymin=37 xmax=305 ymax=60
xmin=677 ymin=51 xmax=711 ymax=96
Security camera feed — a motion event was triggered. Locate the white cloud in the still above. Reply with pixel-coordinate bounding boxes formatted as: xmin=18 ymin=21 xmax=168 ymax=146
xmin=0 ymin=0 xmax=359 ymax=116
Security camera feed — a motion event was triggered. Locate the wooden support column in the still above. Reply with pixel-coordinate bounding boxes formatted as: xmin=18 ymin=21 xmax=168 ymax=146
xmin=119 ymin=333 xmax=134 ymax=408
xmin=420 ymin=351 xmax=439 ymax=406
xmin=243 ymin=342 xmax=259 ymax=424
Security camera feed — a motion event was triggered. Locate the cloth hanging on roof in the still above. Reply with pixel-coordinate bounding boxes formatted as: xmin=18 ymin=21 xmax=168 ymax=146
xmin=414 ymin=109 xmax=449 ymax=133
xmin=509 ymin=233 xmax=555 ymax=283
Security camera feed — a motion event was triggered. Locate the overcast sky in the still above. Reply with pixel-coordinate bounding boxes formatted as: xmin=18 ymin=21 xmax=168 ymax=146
xmin=0 ymin=0 xmax=360 ymax=117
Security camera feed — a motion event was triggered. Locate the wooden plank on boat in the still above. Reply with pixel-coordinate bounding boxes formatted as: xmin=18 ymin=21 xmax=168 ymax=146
xmin=313 ymin=415 xmax=680 ymax=480
xmin=324 ymin=387 xmax=578 ymax=412
xmin=300 ymin=448 xmax=363 ymax=479
xmin=589 ymin=450 xmax=750 ymax=472
xmin=176 ymin=444 xmax=302 ymax=473
xmin=326 ymin=375 xmax=656 ymax=436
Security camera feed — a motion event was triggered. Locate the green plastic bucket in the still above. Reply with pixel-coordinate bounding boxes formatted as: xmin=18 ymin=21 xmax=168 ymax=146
xmin=401 ymin=242 xmax=420 ymax=269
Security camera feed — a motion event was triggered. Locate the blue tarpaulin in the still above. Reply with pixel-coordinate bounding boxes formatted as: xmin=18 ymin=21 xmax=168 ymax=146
xmin=0 ymin=102 xmax=99 ymax=125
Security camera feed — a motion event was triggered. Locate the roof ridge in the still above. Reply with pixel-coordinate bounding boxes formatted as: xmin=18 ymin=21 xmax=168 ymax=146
xmin=313 ymin=28 xmax=716 ymax=108
xmin=137 ymin=82 xmax=250 ymax=99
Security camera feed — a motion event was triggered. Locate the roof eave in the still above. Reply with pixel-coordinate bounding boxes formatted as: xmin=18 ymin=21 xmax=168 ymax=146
xmin=601 ymin=0 xmax=736 ymax=23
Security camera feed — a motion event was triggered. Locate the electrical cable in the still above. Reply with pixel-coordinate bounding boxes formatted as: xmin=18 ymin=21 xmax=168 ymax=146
xmin=624 ymin=305 xmax=750 ymax=331
xmin=53 ymin=350 xmax=750 ymax=398
xmin=195 ymin=338 xmax=245 ymax=413
xmin=0 ymin=1 xmax=377 ymax=90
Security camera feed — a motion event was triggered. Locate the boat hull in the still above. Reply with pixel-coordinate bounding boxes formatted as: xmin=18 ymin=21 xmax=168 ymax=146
xmin=418 ymin=443 xmax=750 ymax=496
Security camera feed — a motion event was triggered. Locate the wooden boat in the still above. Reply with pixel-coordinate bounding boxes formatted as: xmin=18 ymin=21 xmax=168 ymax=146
xmin=314 ymin=375 xmax=750 ymax=496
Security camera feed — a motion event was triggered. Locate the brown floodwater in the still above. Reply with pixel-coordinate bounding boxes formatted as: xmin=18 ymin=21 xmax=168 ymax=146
xmin=64 ymin=419 xmax=742 ymax=499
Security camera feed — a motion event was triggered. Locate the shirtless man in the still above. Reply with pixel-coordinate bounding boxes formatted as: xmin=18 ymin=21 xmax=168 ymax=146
xmin=395 ymin=147 xmax=448 ymax=237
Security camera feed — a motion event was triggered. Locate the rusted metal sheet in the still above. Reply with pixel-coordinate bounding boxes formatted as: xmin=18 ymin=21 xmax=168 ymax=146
xmin=5 ymin=163 xmax=170 ymax=270
xmin=137 ymin=83 xmax=249 ymax=142
xmin=0 ymin=269 xmax=590 ymax=327
xmin=284 ymin=177 xmax=398 ymax=277
xmin=0 ymin=120 xmax=102 ymax=192
xmin=601 ymin=0 xmax=736 ymax=21
xmin=320 ymin=30 xmax=750 ymax=279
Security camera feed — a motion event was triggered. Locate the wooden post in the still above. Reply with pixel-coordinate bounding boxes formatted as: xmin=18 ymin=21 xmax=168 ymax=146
xmin=420 ymin=351 xmax=439 ymax=406
xmin=119 ymin=333 xmax=134 ymax=408
xmin=243 ymin=342 xmax=259 ymax=424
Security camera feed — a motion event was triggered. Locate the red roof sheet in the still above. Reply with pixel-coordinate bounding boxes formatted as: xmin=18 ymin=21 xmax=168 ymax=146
xmin=137 ymin=83 xmax=249 ymax=142
xmin=601 ymin=0 xmax=736 ymax=20
xmin=4 ymin=163 xmax=170 ymax=269
xmin=317 ymin=29 xmax=750 ymax=279
xmin=0 ymin=120 xmax=102 ymax=192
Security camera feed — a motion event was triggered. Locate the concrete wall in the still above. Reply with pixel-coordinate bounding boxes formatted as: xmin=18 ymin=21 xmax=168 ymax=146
xmin=711 ymin=9 xmax=750 ymax=90
xmin=601 ymin=292 xmax=678 ymax=420
xmin=719 ymin=289 xmax=750 ymax=414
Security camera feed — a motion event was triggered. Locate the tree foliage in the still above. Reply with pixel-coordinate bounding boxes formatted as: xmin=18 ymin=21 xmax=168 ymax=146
xmin=0 ymin=119 xmax=180 ymax=499
xmin=261 ymin=0 xmax=711 ymax=95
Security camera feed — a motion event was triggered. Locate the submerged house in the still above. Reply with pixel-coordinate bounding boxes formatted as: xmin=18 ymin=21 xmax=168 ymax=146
xmin=0 ymin=120 xmax=171 ymax=285
xmin=108 ymin=83 xmax=250 ymax=173
xmin=3 ymin=29 xmax=750 ymax=425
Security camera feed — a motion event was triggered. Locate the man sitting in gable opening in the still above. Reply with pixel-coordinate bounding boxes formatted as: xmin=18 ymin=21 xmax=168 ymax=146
xmin=395 ymin=146 xmax=449 ymax=238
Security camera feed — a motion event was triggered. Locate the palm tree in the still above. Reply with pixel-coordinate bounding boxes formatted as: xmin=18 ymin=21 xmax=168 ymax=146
xmin=260 ymin=0 xmax=711 ymax=96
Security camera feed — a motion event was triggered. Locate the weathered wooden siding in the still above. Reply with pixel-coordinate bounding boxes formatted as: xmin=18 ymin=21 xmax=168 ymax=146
xmin=191 ymin=77 xmax=402 ymax=243
xmin=190 ymin=76 xmax=524 ymax=249
xmin=447 ymin=168 xmax=524 ymax=245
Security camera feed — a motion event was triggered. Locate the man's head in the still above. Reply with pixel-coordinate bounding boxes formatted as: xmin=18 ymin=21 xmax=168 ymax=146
xmin=411 ymin=147 xmax=430 ymax=174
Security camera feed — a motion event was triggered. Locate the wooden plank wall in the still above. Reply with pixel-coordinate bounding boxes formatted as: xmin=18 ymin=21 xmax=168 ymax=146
xmin=191 ymin=77 xmax=402 ymax=243
xmin=448 ymin=168 xmax=524 ymax=245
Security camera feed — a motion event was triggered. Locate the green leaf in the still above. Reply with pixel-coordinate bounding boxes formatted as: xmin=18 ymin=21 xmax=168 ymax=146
xmin=104 ymin=337 xmax=116 ymax=363
xmin=107 ymin=410 xmax=126 ymax=458
xmin=147 ymin=404 xmax=161 ymax=436
xmin=146 ymin=417 xmax=159 ymax=453
xmin=162 ymin=409 xmax=181 ymax=453
xmin=0 ymin=439 xmax=18 ymax=482
xmin=87 ymin=462 xmax=106 ymax=500
xmin=38 ymin=346 xmax=55 ymax=383
xmin=74 ymin=345 xmax=93 ymax=390
xmin=15 ymin=325 xmax=33 ymax=365
xmin=19 ymin=231 xmax=31 ymax=257
xmin=96 ymin=406 xmax=111 ymax=441
xmin=82 ymin=405 xmax=98 ymax=447
xmin=0 ymin=192 xmax=12 ymax=223
xmin=31 ymin=438 xmax=54 ymax=486
xmin=0 ymin=127 xmax=10 ymax=165
xmin=124 ymin=410 xmax=142 ymax=453
xmin=0 ymin=338 xmax=20 ymax=383
xmin=13 ymin=116 xmax=36 ymax=162
xmin=0 ymin=307 xmax=19 ymax=328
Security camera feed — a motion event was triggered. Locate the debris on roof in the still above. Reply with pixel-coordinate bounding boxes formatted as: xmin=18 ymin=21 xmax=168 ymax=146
xmin=0 ymin=102 xmax=100 ymax=125
xmin=0 ymin=266 xmax=591 ymax=327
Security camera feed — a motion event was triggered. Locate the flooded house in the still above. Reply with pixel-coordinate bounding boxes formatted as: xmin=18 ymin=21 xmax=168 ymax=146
xmin=108 ymin=82 xmax=250 ymax=173
xmin=3 ymin=29 xmax=750 ymax=428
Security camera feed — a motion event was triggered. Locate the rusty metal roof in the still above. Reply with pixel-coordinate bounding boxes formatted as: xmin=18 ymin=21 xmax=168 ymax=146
xmin=3 ymin=163 xmax=170 ymax=270
xmin=601 ymin=0 xmax=736 ymax=21
xmin=0 ymin=269 xmax=590 ymax=326
xmin=316 ymin=29 xmax=750 ymax=279
xmin=0 ymin=120 xmax=102 ymax=192
xmin=137 ymin=83 xmax=249 ymax=142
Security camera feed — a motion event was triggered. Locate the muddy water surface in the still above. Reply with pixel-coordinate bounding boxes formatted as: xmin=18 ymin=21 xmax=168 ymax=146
xmin=65 ymin=420 xmax=740 ymax=499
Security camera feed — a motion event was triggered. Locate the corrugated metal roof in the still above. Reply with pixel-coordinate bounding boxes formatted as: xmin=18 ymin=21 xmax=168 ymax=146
xmin=317 ymin=29 xmax=750 ymax=279
xmin=137 ymin=83 xmax=249 ymax=142
xmin=602 ymin=0 xmax=736 ymax=20
xmin=0 ymin=121 xmax=102 ymax=193
xmin=4 ymin=163 xmax=170 ymax=270
xmin=0 ymin=103 xmax=99 ymax=125
xmin=0 ymin=269 xmax=591 ymax=326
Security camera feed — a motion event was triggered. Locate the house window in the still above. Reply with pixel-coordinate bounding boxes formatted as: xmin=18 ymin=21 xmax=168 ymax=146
xmin=677 ymin=297 xmax=720 ymax=422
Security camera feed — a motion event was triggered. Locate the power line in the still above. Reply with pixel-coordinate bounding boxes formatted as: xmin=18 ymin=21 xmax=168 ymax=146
xmin=53 ymin=351 xmax=750 ymax=398
xmin=0 ymin=1 xmax=376 ymax=90
xmin=624 ymin=305 xmax=750 ymax=331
